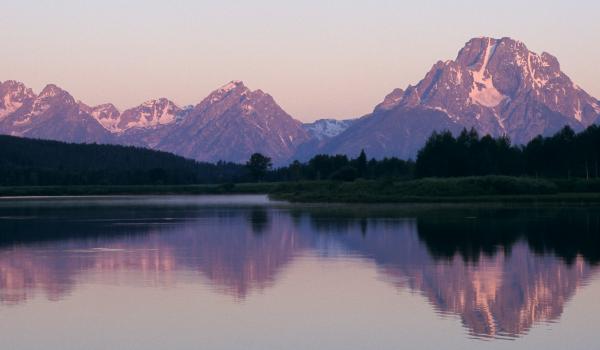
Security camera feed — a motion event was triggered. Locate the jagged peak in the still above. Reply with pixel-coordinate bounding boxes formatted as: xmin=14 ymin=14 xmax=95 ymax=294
xmin=217 ymin=80 xmax=246 ymax=93
xmin=89 ymin=103 xmax=120 ymax=116
xmin=540 ymin=51 xmax=560 ymax=70
xmin=374 ymin=88 xmax=406 ymax=112
xmin=198 ymin=81 xmax=257 ymax=108
xmin=140 ymin=97 xmax=178 ymax=108
xmin=2 ymin=80 xmax=28 ymax=88
xmin=463 ymin=36 xmax=526 ymax=49
xmin=94 ymin=102 xmax=118 ymax=110
xmin=430 ymin=37 xmax=565 ymax=100
xmin=456 ymin=37 xmax=560 ymax=72
xmin=1 ymin=80 xmax=35 ymax=98
xmin=38 ymin=84 xmax=70 ymax=99
xmin=33 ymin=83 xmax=77 ymax=108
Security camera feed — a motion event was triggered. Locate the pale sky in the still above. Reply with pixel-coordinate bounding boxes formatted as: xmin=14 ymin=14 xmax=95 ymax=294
xmin=1 ymin=0 xmax=598 ymax=122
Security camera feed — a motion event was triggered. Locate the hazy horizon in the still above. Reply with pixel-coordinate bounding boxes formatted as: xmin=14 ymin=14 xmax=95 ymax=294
xmin=1 ymin=0 xmax=599 ymax=122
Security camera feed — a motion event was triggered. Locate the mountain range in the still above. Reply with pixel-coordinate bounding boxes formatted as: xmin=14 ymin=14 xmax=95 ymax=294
xmin=1 ymin=37 xmax=599 ymax=164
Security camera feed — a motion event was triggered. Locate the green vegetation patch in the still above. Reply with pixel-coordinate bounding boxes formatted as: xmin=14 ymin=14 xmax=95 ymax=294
xmin=268 ymin=176 xmax=600 ymax=203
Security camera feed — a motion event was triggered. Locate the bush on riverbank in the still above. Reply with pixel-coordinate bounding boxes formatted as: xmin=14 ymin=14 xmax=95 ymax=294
xmin=270 ymin=176 xmax=564 ymax=203
xmin=3 ymin=177 xmax=600 ymax=203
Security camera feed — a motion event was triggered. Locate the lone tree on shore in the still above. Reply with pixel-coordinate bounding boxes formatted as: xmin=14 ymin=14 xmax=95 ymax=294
xmin=246 ymin=153 xmax=272 ymax=181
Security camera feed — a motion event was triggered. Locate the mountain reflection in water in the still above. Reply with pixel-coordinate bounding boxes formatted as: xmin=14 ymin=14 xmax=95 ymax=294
xmin=0 ymin=197 xmax=598 ymax=340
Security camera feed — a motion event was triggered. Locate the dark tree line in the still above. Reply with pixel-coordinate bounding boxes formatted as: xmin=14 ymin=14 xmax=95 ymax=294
xmin=0 ymin=136 xmax=247 ymax=186
xmin=2 ymin=125 xmax=599 ymax=187
xmin=267 ymin=150 xmax=414 ymax=182
xmin=416 ymin=125 xmax=600 ymax=179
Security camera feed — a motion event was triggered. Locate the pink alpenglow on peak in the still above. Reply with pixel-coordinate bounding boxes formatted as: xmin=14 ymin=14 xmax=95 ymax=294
xmin=0 ymin=80 xmax=35 ymax=120
xmin=319 ymin=37 xmax=600 ymax=160
xmin=0 ymin=79 xmax=312 ymax=164
xmin=218 ymin=80 xmax=245 ymax=93
xmin=118 ymin=98 xmax=182 ymax=132
xmin=154 ymin=81 xmax=311 ymax=164
xmin=0 ymin=82 xmax=113 ymax=143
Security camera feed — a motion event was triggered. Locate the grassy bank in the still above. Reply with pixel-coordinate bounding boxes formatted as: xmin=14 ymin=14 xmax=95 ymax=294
xmin=269 ymin=177 xmax=600 ymax=203
xmin=2 ymin=176 xmax=600 ymax=204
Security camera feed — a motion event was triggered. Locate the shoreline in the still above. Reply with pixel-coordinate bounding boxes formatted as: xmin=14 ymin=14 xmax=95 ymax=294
xmin=1 ymin=186 xmax=600 ymax=206
xmin=2 ymin=177 xmax=600 ymax=204
xmin=0 ymin=184 xmax=277 ymax=197
xmin=269 ymin=192 xmax=600 ymax=204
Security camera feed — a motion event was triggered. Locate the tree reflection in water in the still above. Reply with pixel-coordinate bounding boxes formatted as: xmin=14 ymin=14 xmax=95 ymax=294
xmin=0 ymin=199 xmax=598 ymax=339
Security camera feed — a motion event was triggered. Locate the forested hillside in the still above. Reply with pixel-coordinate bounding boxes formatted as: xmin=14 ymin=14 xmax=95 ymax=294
xmin=0 ymin=136 xmax=245 ymax=186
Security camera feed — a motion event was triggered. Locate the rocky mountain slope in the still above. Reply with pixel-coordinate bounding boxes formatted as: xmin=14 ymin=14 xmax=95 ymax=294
xmin=0 ymin=80 xmax=309 ymax=164
xmin=0 ymin=82 xmax=114 ymax=143
xmin=153 ymin=81 xmax=310 ymax=164
xmin=317 ymin=37 xmax=600 ymax=159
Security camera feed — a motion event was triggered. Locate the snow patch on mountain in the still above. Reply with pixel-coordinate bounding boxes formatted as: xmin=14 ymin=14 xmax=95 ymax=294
xmin=0 ymin=94 xmax=23 ymax=119
xmin=304 ymin=118 xmax=355 ymax=140
xmin=469 ymin=38 xmax=506 ymax=108
xmin=0 ymin=81 xmax=35 ymax=120
xmin=218 ymin=80 xmax=243 ymax=93
xmin=575 ymin=100 xmax=583 ymax=122
xmin=87 ymin=104 xmax=121 ymax=132
xmin=207 ymin=81 xmax=248 ymax=105
xmin=122 ymin=99 xmax=179 ymax=130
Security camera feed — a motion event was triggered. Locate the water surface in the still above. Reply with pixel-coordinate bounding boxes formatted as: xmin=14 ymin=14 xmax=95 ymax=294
xmin=0 ymin=195 xmax=599 ymax=349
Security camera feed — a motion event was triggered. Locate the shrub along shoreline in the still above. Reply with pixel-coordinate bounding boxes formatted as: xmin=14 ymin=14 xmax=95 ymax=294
xmin=268 ymin=176 xmax=600 ymax=203
xmin=2 ymin=176 xmax=600 ymax=204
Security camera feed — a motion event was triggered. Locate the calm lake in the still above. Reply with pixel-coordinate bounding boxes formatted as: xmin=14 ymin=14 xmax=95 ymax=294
xmin=0 ymin=195 xmax=599 ymax=349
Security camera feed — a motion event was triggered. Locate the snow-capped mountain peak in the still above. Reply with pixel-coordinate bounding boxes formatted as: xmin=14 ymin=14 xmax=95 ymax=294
xmin=377 ymin=36 xmax=599 ymax=137
xmin=117 ymin=98 xmax=181 ymax=131
xmin=29 ymin=84 xmax=76 ymax=116
xmin=79 ymin=102 xmax=121 ymax=132
xmin=38 ymin=84 xmax=72 ymax=100
xmin=0 ymin=80 xmax=35 ymax=119
xmin=153 ymin=81 xmax=310 ymax=164
xmin=0 ymin=81 xmax=113 ymax=142
xmin=319 ymin=36 xmax=600 ymax=160
xmin=467 ymin=38 xmax=506 ymax=108
xmin=303 ymin=118 xmax=355 ymax=140
xmin=204 ymin=80 xmax=250 ymax=105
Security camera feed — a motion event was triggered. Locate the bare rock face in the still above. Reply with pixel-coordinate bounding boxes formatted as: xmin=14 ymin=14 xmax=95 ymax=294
xmin=154 ymin=81 xmax=311 ymax=164
xmin=319 ymin=37 xmax=600 ymax=159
